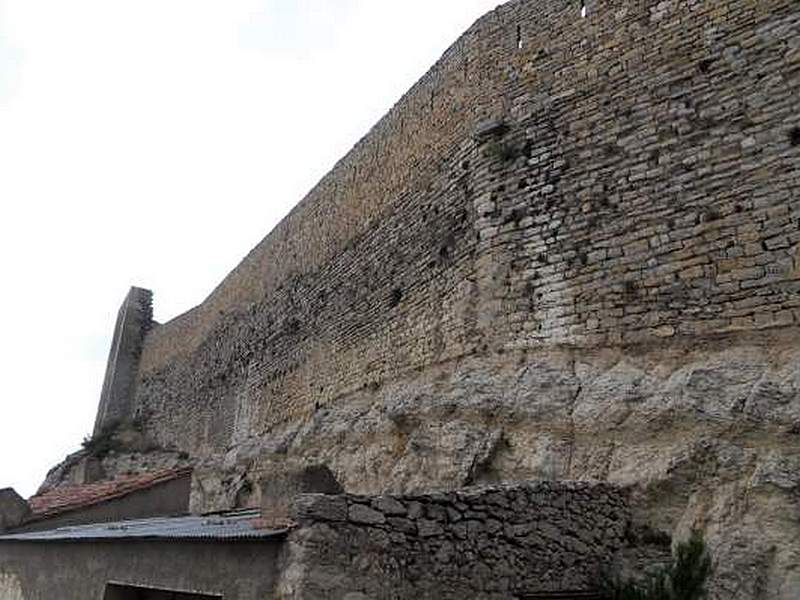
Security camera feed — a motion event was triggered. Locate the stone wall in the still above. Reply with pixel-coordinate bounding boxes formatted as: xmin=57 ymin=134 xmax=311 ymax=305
xmin=132 ymin=0 xmax=800 ymax=457
xmin=278 ymin=481 xmax=629 ymax=599
xmin=84 ymin=0 xmax=800 ymax=597
xmin=0 ymin=483 xmax=628 ymax=600
xmin=95 ymin=287 xmax=153 ymax=435
xmin=177 ymin=329 xmax=794 ymax=600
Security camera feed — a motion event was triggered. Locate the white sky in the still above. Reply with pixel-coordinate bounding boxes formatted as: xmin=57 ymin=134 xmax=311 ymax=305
xmin=0 ymin=0 xmax=501 ymax=497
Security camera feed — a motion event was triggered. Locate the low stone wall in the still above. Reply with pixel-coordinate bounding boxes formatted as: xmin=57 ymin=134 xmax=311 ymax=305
xmin=278 ymin=481 xmax=629 ymax=599
xmin=0 ymin=482 xmax=632 ymax=599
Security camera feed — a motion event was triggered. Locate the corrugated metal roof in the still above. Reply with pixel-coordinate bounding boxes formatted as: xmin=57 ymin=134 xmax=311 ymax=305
xmin=0 ymin=510 xmax=290 ymax=543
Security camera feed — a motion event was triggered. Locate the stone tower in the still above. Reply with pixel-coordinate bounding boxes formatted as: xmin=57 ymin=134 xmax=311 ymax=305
xmin=93 ymin=287 xmax=153 ymax=435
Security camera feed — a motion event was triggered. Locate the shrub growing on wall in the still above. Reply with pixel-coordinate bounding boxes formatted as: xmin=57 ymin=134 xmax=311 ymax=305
xmin=603 ymin=530 xmax=712 ymax=600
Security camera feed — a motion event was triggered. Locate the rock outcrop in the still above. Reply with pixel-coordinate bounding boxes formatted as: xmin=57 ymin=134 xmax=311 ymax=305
xmin=191 ymin=330 xmax=800 ymax=598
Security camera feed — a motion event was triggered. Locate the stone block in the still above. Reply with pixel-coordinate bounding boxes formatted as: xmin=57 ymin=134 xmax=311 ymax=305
xmin=262 ymin=464 xmax=343 ymax=523
xmin=349 ymin=503 xmax=386 ymax=525
xmin=371 ymin=496 xmax=407 ymax=516
xmin=292 ymin=494 xmax=348 ymax=523
xmin=0 ymin=489 xmax=30 ymax=532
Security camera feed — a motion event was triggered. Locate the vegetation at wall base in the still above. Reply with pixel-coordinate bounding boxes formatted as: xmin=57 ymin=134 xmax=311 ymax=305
xmin=81 ymin=420 xmax=119 ymax=456
xmin=81 ymin=419 xmax=132 ymax=458
xmin=602 ymin=531 xmax=712 ymax=600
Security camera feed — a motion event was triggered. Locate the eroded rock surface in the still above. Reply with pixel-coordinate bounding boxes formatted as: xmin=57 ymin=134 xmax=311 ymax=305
xmin=185 ymin=332 xmax=800 ymax=599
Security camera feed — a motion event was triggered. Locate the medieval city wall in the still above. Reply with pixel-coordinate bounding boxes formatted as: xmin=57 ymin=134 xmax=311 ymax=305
xmin=132 ymin=0 xmax=799 ymax=457
xmin=99 ymin=1 xmax=800 ymax=597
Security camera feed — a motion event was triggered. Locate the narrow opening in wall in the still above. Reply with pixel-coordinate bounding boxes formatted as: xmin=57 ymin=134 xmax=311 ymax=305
xmin=516 ymin=25 xmax=522 ymax=50
xmin=698 ymin=58 xmax=714 ymax=74
xmin=581 ymin=0 xmax=588 ymax=18
xmin=790 ymin=127 xmax=800 ymax=147
xmin=389 ymin=288 xmax=403 ymax=308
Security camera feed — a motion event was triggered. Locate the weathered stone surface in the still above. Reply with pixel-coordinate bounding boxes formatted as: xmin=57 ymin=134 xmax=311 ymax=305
xmin=371 ymin=496 xmax=406 ymax=516
xmin=277 ymin=482 xmax=629 ymax=599
xmin=40 ymin=446 xmax=192 ymax=496
xmin=190 ymin=332 xmax=800 ymax=598
xmin=260 ymin=463 xmax=343 ymax=523
xmin=0 ymin=573 xmax=24 ymax=600
xmin=417 ymin=519 xmax=444 ymax=538
xmin=37 ymin=0 xmax=800 ymax=598
xmin=348 ymin=504 xmax=386 ymax=526
xmin=0 ymin=490 xmax=30 ymax=532
xmin=292 ymin=494 xmax=348 ymax=523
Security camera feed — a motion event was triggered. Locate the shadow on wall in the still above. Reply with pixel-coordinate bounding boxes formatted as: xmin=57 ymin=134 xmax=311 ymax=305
xmin=104 ymin=583 xmax=221 ymax=600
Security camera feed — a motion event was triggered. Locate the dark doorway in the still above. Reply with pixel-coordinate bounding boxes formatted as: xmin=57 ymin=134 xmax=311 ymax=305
xmin=519 ymin=593 xmax=601 ymax=599
xmin=104 ymin=583 xmax=222 ymax=600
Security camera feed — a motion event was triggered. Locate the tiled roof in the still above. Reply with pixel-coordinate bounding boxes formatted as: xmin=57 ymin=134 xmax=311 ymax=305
xmin=0 ymin=510 xmax=289 ymax=542
xmin=27 ymin=468 xmax=192 ymax=520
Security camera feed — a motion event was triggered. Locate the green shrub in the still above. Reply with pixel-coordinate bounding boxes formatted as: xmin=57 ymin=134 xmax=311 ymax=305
xmin=670 ymin=531 xmax=712 ymax=600
xmin=603 ymin=531 xmax=712 ymax=600
xmin=81 ymin=420 xmax=125 ymax=458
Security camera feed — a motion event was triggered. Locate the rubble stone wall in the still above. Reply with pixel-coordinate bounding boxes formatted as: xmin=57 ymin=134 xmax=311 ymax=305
xmin=278 ymin=481 xmax=629 ymax=599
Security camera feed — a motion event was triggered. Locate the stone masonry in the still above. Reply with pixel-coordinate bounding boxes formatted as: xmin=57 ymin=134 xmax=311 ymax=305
xmin=0 ymin=482 xmax=629 ymax=600
xmin=94 ymin=287 xmax=153 ymax=435
xmin=278 ymin=481 xmax=629 ymax=599
xmin=129 ymin=0 xmax=800 ymax=456
xmin=56 ymin=0 xmax=800 ymax=597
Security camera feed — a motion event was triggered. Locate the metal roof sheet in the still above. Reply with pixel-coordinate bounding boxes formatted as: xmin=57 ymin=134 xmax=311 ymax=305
xmin=0 ymin=510 xmax=289 ymax=543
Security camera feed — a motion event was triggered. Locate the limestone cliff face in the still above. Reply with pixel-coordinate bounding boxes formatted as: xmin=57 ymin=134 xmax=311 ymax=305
xmin=51 ymin=0 xmax=800 ymax=598
xmin=187 ymin=330 xmax=799 ymax=599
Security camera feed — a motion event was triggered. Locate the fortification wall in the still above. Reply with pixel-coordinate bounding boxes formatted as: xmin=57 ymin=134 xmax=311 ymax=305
xmin=132 ymin=0 xmax=800 ymax=458
xmin=110 ymin=2 xmax=800 ymax=597
xmin=138 ymin=0 xmax=800 ymax=450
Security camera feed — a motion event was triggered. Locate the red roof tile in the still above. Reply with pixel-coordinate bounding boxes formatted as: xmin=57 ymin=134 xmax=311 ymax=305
xmin=28 ymin=468 xmax=192 ymax=519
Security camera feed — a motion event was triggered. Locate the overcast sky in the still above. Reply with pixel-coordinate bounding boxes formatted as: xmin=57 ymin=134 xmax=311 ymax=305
xmin=0 ymin=0 xmax=501 ymax=497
